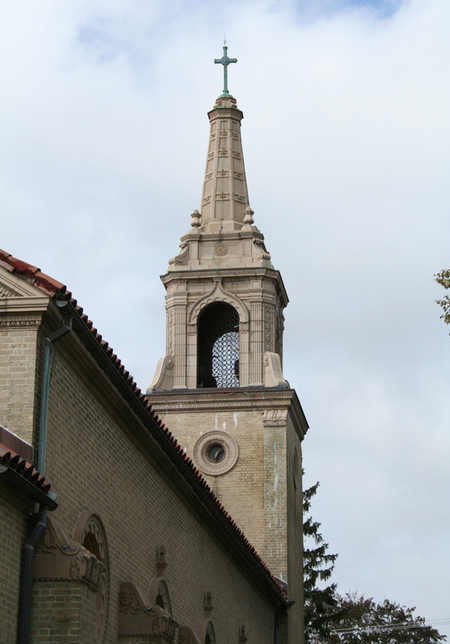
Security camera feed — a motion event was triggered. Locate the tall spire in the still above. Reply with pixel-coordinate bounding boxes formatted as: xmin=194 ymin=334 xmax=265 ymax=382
xmin=199 ymin=93 xmax=250 ymax=232
xmin=167 ymin=47 xmax=273 ymax=271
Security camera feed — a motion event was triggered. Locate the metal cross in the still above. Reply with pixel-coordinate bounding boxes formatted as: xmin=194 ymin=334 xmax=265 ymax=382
xmin=214 ymin=43 xmax=237 ymax=96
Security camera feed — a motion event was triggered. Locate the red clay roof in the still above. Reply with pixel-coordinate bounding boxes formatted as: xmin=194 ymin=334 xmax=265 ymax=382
xmin=0 ymin=443 xmax=51 ymax=493
xmin=0 ymin=248 xmax=287 ymax=603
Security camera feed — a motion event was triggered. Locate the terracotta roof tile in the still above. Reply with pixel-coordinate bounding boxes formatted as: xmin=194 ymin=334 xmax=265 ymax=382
xmin=0 ymin=443 xmax=51 ymax=494
xmin=0 ymin=250 xmax=66 ymax=297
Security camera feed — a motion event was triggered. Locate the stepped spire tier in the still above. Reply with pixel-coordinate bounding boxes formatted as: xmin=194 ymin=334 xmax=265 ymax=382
xmin=168 ymin=94 xmax=273 ymax=271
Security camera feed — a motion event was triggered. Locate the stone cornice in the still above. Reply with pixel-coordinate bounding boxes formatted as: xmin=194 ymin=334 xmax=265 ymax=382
xmin=147 ymin=387 xmax=309 ymax=441
xmin=0 ymin=295 xmax=51 ymax=315
xmin=161 ymin=268 xmax=289 ymax=307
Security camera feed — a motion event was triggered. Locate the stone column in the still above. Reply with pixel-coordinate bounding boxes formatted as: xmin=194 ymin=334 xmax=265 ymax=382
xmin=249 ymin=301 xmax=263 ymax=385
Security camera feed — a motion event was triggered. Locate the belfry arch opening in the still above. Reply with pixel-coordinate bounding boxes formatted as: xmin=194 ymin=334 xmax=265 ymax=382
xmin=197 ymin=303 xmax=240 ymax=388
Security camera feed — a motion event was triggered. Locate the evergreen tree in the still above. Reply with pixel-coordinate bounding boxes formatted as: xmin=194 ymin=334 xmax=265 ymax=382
xmin=317 ymin=593 xmax=446 ymax=643
xmin=303 ymin=480 xmax=345 ymax=642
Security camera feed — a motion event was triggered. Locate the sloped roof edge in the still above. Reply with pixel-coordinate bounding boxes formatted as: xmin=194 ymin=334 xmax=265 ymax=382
xmin=0 ymin=249 xmax=288 ymax=606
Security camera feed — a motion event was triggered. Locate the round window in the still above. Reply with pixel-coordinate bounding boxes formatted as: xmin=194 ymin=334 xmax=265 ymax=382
xmin=193 ymin=431 xmax=239 ymax=476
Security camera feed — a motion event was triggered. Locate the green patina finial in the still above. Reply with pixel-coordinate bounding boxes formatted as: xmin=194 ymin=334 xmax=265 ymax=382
xmin=214 ymin=40 xmax=237 ymax=96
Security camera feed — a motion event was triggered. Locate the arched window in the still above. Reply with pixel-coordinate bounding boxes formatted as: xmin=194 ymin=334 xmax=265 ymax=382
xmin=197 ymin=303 xmax=239 ymax=388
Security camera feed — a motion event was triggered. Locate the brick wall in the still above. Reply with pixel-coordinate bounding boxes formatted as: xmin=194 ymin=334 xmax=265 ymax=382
xmin=0 ymin=316 xmax=41 ymax=446
xmin=29 ymin=580 xmax=97 ymax=643
xmin=27 ymin=315 xmax=280 ymax=643
xmin=149 ymin=389 xmax=307 ymax=644
xmin=0 ymin=483 xmax=29 ymax=644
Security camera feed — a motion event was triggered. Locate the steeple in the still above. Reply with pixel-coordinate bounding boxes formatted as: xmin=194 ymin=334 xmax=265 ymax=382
xmin=147 ymin=54 xmax=308 ymax=643
xmin=167 ymin=47 xmax=273 ymax=271
xmin=149 ymin=50 xmax=289 ymax=390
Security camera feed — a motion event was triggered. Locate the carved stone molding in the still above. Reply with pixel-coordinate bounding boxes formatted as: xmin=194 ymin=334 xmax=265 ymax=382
xmin=0 ymin=283 xmax=18 ymax=297
xmin=167 ymin=311 xmax=174 ymax=357
xmin=263 ymin=352 xmax=289 ymax=389
xmin=188 ymin=281 xmax=249 ymax=327
xmin=197 ymin=619 xmax=216 ymax=644
xmin=197 ymin=592 xmax=215 ymax=644
xmin=214 ymin=244 xmax=228 ymax=257
xmin=147 ymin=546 xmax=172 ymax=615
xmin=252 ymin=238 xmax=271 ymax=262
xmin=169 ymin=242 xmax=189 ymax=267
xmin=263 ymin=307 xmax=272 ymax=352
xmin=73 ymin=511 xmax=110 ymax=644
xmin=119 ymin=582 xmax=177 ymax=640
xmin=33 ymin=516 xmax=105 ymax=592
xmin=0 ymin=316 xmax=41 ymax=330
xmin=263 ymin=409 xmax=289 ymax=428
xmin=146 ymin=388 xmax=309 ymax=442
xmin=148 ymin=356 xmax=174 ymax=392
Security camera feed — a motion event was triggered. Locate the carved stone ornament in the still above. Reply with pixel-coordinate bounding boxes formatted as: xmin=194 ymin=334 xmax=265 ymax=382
xmin=119 ymin=581 xmax=177 ymax=640
xmin=264 ymin=307 xmax=272 ymax=352
xmin=33 ymin=516 xmax=105 ymax=592
xmin=147 ymin=545 xmax=172 ymax=615
xmin=168 ymin=241 xmax=189 ymax=266
xmin=167 ymin=311 xmax=174 ymax=357
xmin=203 ymin=591 xmax=213 ymax=619
xmin=263 ymin=352 xmax=289 ymax=389
xmin=263 ymin=409 xmax=289 ymax=428
xmin=198 ymin=619 xmax=216 ymax=644
xmin=0 ymin=316 xmax=41 ymax=330
xmin=191 ymin=209 xmax=202 ymax=229
xmin=214 ymin=244 xmax=227 ymax=257
xmin=0 ymin=283 xmax=18 ymax=297
xmin=188 ymin=280 xmax=249 ymax=327
xmin=148 ymin=356 xmax=174 ymax=392
xmin=72 ymin=511 xmax=110 ymax=644
xmin=252 ymin=238 xmax=271 ymax=262
xmin=193 ymin=430 xmax=239 ymax=477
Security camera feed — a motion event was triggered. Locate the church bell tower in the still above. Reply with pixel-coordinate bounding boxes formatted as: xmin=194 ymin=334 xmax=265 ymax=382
xmin=147 ymin=46 xmax=308 ymax=643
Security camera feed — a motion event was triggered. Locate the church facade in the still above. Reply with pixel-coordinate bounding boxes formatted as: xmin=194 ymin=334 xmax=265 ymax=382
xmin=0 ymin=55 xmax=308 ymax=644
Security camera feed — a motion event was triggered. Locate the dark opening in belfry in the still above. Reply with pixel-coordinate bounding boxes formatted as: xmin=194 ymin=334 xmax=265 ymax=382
xmin=197 ymin=303 xmax=239 ymax=388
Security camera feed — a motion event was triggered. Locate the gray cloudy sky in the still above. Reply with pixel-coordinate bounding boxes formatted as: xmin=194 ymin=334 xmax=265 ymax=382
xmin=1 ymin=0 xmax=449 ymax=636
